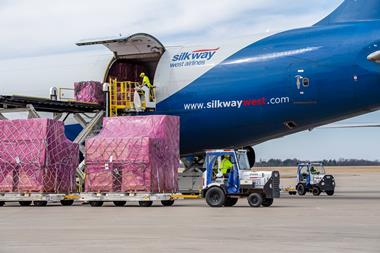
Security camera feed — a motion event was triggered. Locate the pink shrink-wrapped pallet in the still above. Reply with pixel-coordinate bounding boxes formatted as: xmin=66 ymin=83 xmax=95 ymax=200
xmin=0 ymin=119 xmax=79 ymax=193
xmin=85 ymin=115 xmax=180 ymax=193
xmin=74 ymin=81 xmax=104 ymax=105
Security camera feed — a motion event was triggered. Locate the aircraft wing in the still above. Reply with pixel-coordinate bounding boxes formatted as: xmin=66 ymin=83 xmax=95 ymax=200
xmin=319 ymin=123 xmax=380 ymax=129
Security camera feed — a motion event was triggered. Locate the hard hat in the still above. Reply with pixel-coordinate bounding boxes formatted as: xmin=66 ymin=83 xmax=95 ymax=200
xmin=140 ymin=72 xmax=145 ymax=78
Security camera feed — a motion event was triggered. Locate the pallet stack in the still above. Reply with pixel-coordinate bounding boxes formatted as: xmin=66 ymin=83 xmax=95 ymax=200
xmin=0 ymin=119 xmax=79 ymax=193
xmin=85 ymin=115 xmax=180 ymax=193
xmin=74 ymin=81 xmax=104 ymax=105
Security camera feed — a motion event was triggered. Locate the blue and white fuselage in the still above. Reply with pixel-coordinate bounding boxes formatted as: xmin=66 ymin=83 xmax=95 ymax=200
xmin=2 ymin=0 xmax=380 ymax=156
xmin=153 ymin=0 xmax=380 ymax=154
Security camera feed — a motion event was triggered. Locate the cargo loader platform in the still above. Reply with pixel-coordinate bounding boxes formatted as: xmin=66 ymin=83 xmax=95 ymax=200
xmin=0 ymin=94 xmax=106 ymax=190
xmin=0 ymin=95 xmax=103 ymax=114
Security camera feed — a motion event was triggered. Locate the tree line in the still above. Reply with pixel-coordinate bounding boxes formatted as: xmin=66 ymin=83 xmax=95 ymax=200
xmin=255 ymin=159 xmax=380 ymax=167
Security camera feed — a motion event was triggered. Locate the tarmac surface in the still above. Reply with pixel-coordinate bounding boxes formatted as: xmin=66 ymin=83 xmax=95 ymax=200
xmin=0 ymin=167 xmax=379 ymax=253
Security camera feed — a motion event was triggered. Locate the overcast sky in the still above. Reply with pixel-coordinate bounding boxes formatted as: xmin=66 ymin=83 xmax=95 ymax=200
xmin=1 ymin=0 xmax=380 ymax=161
xmin=0 ymin=0 xmax=341 ymax=58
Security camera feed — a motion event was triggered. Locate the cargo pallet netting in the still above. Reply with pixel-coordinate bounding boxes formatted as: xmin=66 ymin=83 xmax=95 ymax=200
xmin=0 ymin=119 xmax=79 ymax=206
xmin=0 ymin=93 xmax=105 ymax=206
xmin=82 ymin=116 xmax=180 ymax=207
xmin=0 ymin=86 xmax=192 ymax=208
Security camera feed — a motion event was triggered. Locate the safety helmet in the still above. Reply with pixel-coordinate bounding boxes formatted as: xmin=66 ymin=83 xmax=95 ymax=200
xmin=140 ymin=72 xmax=145 ymax=78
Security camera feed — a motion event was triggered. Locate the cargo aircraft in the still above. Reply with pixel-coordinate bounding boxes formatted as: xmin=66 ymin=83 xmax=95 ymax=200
xmin=1 ymin=0 xmax=380 ymax=166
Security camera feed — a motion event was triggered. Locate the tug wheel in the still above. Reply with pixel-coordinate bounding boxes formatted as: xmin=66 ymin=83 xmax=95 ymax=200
xmin=326 ymin=190 xmax=335 ymax=196
xmin=205 ymin=187 xmax=226 ymax=207
xmin=0 ymin=201 xmax=4 ymax=207
xmin=247 ymin=193 xmax=263 ymax=208
xmin=262 ymin=198 xmax=274 ymax=207
xmin=312 ymin=187 xmax=321 ymax=196
xmin=297 ymin=184 xmax=307 ymax=196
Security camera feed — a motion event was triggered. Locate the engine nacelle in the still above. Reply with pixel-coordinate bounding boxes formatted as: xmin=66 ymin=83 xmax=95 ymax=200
xmin=244 ymin=146 xmax=256 ymax=167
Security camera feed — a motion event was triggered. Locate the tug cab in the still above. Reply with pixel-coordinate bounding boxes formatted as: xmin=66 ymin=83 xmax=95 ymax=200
xmin=296 ymin=162 xmax=335 ymax=196
xmin=76 ymin=33 xmax=165 ymax=115
xmin=202 ymin=150 xmax=280 ymax=208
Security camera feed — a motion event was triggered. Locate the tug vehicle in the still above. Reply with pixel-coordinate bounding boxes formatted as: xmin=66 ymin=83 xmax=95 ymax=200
xmin=201 ymin=150 xmax=280 ymax=207
xmin=296 ymin=162 xmax=335 ymax=196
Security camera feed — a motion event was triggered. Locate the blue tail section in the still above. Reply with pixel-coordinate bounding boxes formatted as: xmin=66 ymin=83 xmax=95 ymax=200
xmin=315 ymin=0 xmax=380 ymax=26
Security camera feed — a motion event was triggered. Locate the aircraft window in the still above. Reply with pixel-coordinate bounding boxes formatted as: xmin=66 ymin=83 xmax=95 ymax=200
xmin=303 ymin=78 xmax=310 ymax=87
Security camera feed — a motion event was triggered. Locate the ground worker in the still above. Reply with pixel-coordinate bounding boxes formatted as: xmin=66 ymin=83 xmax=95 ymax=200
xmin=221 ymin=155 xmax=234 ymax=176
xmin=139 ymin=72 xmax=154 ymax=100
xmin=310 ymin=166 xmax=317 ymax=175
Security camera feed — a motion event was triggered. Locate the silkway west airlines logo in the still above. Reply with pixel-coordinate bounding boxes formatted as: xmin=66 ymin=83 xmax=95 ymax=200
xmin=170 ymin=48 xmax=219 ymax=68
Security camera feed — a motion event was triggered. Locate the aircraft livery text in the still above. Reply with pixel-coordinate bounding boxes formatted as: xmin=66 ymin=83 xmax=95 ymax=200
xmin=170 ymin=48 xmax=219 ymax=68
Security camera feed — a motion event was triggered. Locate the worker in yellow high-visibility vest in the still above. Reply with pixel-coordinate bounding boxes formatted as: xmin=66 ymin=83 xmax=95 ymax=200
xmin=140 ymin=72 xmax=152 ymax=88
xmin=220 ymin=155 xmax=234 ymax=176
xmin=140 ymin=72 xmax=154 ymax=101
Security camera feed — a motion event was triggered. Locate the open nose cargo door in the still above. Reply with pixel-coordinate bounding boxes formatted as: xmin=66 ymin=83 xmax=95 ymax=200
xmin=76 ymin=33 xmax=166 ymax=115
